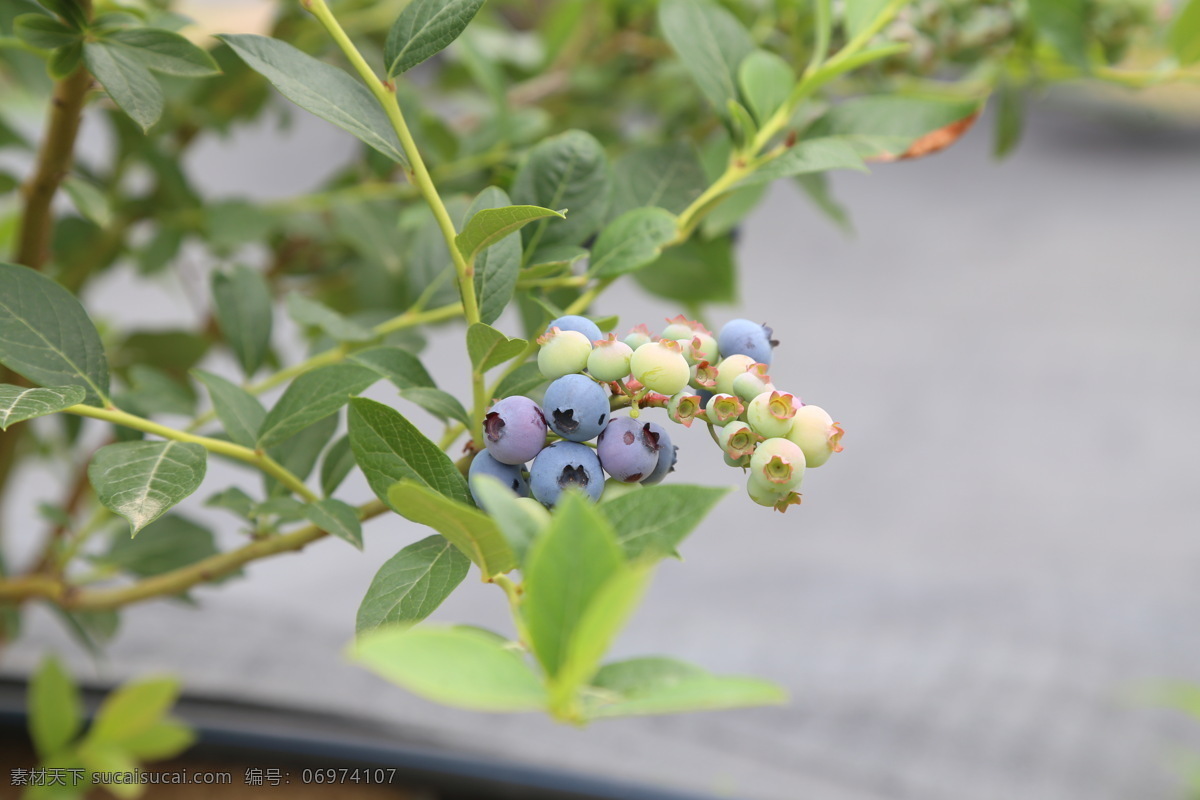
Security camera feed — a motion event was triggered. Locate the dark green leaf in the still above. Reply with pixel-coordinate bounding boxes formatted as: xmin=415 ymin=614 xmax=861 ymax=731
xmin=387 ymin=480 xmax=516 ymax=576
xmin=634 ymin=235 xmax=735 ymax=306
xmin=464 ymin=187 xmax=523 ymax=324
xmin=37 ymin=0 xmax=87 ymax=30
xmin=217 ymin=34 xmax=409 ymax=166
xmin=1170 ymin=0 xmax=1200 ymax=65
xmin=14 ymin=13 xmax=79 ymax=49
xmin=62 ymin=175 xmax=112 ymax=227
xmin=47 ymin=40 xmax=83 ymax=79
xmin=384 ymin=0 xmax=486 ymax=77
xmin=319 ymin=434 xmax=355 ymax=496
xmin=467 ymin=323 xmax=527 ymax=372
xmin=82 ymin=41 xmax=164 ymax=132
xmin=398 ymin=387 xmax=471 ymax=427
xmin=737 ymin=49 xmax=794 ymax=124
xmin=0 ymin=262 xmax=110 ymax=405
xmin=88 ymin=441 xmax=207 ymax=535
xmin=589 ymin=207 xmax=677 ymax=279
xmin=303 ymin=498 xmax=363 ymax=549
xmin=0 ymin=384 xmax=84 ymax=431
xmin=53 ymin=608 xmax=120 ymax=656
xmin=257 ymin=364 xmax=378 ymax=448
xmin=703 ymin=181 xmax=766 ymax=238
xmin=739 ymin=137 xmax=866 ymax=186
xmin=356 ymin=535 xmax=471 ymax=632
xmin=211 ymin=264 xmax=272 ymax=377
xmin=266 ymin=411 xmax=337 ymax=487
xmin=586 ymin=657 xmax=786 ymax=718
xmin=457 ymin=205 xmax=565 ymax=264
xmin=602 ymin=484 xmax=729 ymax=560
xmin=1029 ymin=0 xmax=1088 ymax=67
xmin=658 ymin=0 xmax=755 ymax=115
xmin=612 ymin=144 xmax=708 ymax=217
xmin=348 ymin=346 xmax=435 ymax=390
xmin=512 ymin=130 xmax=612 ymax=250
xmin=103 ymin=514 xmax=219 ymax=579
xmin=203 ymin=200 xmax=274 ymax=255
xmin=493 ymin=361 xmax=544 ymax=400
xmin=29 ymin=655 xmax=83 ymax=758
xmin=347 ymin=397 xmax=469 ymax=505
xmin=285 ymin=293 xmax=374 ymax=343
xmin=102 ymin=27 xmax=220 ymax=76
xmin=993 ymin=80 xmax=1024 ymax=160
xmin=193 ymin=370 xmax=266 ymax=449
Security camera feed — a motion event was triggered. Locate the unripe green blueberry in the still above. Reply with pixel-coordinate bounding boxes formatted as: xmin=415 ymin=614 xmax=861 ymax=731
xmin=675 ymin=337 xmax=706 ymax=366
xmin=537 ymin=328 xmax=592 ymax=379
xmin=667 ymin=391 xmax=702 ymax=427
xmin=691 ymin=361 xmax=718 ymax=391
xmin=629 ymin=340 xmax=690 ymax=395
xmin=587 ymin=334 xmax=634 ymax=382
xmin=731 ymin=363 xmax=773 ymax=402
xmin=660 ymin=314 xmax=702 ymax=341
xmin=718 ymin=420 xmax=760 ymax=460
xmin=714 ymin=354 xmax=756 ymax=396
xmin=748 ymin=437 xmax=805 ymax=491
xmin=746 ymin=390 xmax=800 ymax=439
xmin=705 ymin=393 xmax=744 ymax=426
xmin=623 ymin=324 xmax=654 ymax=351
xmin=691 ymin=332 xmax=719 ymax=364
xmin=746 ymin=479 xmax=802 ymax=512
xmin=785 ymin=404 xmax=845 ymax=468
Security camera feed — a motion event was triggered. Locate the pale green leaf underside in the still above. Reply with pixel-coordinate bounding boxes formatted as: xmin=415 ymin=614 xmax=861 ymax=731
xmin=88 ymin=441 xmax=207 ymax=534
xmin=0 ymin=385 xmax=84 ymax=431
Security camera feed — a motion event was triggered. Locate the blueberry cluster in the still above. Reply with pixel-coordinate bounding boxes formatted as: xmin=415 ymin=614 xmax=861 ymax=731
xmin=470 ymin=313 xmax=843 ymax=512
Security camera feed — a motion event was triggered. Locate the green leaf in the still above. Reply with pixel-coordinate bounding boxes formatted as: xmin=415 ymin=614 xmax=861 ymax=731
xmin=351 ymin=626 xmax=547 ymax=712
xmin=993 ymin=80 xmax=1024 ymax=160
xmin=739 ymin=137 xmax=866 ymax=187
xmin=123 ymin=365 xmax=196 ymax=418
xmin=0 ymin=384 xmax=84 ymax=431
xmin=192 ymin=370 xmax=266 ymax=450
xmin=14 ymin=13 xmax=79 ymax=50
xmin=319 ymin=434 xmax=355 ymax=497
xmin=88 ymin=441 xmax=207 ymax=535
xmin=267 ymin=412 xmax=337 ymax=487
xmin=512 ymin=130 xmax=612 ymax=250
xmin=119 ymin=718 xmax=195 ymax=761
xmin=807 ymin=95 xmax=984 ymax=160
xmin=658 ymin=0 xmax=755 ymax=115
xmin=589 ymin=207 xmax=677 ymax=279
xmin=285 ymin=293 xmax=374 ymax=343
xmin=468 ymin=474 xmax=547 ymax=567
xmin=211 ymin=264 xmax=272 ymax=377
xmin=844 ymin=0 xmax=891 ymax=39
xmin=29 ymin=655 xmax=83 ymax=758
xmin=205 ymin=486 xmax=256 ymax=519
xmin=1029 ymin=0 xmax=1088 ymax=67
xmin=102 ymin=27 xmax=220 ymax=76
xmin=303 ymin=498 xmax=363 ymax=549
xmin=38 ymin=0 xmax=88 ymax=30
xmin=467 ymin=323 xmax=527 ymax=372
xmin=601 ymin=484 xmax=729 ymax=560
xmin=384 ymin=0 xmax=486 ymax=77
xmin=48 ymin=40 xmax=83 ymax=79
xmin=522 ymin=492 xmax=623 ymax=677
xmin=585 ymin=657 xmax=786 ymax=718
xmin=1170 ymin=0 xmax=1200 ymax=65
xmin=103 ymin=514 xmax=219 ymax=579
xmin=634 ymin=235 xmax=735 ymax=306
xmin=493 ymin=361 xmax=544 ymax=400
xmin=737 ymin=49 xmax=795 ymax=124
xmin=794 ymin=173 xmax=853 ymax=234
xmin=217 ymin=34 xmax=409 ymax=166
xmin=347 ymin=397 xmax=469 ymax=505
xmin=356 ymin=535 xmax=471 ymax=632
xmin=82 ymin=41 xmax=164 ymax=132
xmin=87 ymin=677 xmax=182 ymax=745
xmin=256 ymin=364 xmax=378 ymax=448
xmin=348 ymin=346 xmax=436 ymax=390
xmin=387 ymin=480 xmax=515 ymax=576
xmin=0 ymin=262 xmax=110 ymax=405
xmin=463 ymin=187 xmax=524 ymax=325
xmin=457 ymin=205 xmax=565 ymax=265
xmin=612 ymin=144 xmax=708 ymax=217
xmin=398 ymin=387 xmax=471 ymax=427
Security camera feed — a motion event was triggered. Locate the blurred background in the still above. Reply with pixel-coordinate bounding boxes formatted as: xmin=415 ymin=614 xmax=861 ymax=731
xmin=3 ymin=1 xmax=1200 ymax=798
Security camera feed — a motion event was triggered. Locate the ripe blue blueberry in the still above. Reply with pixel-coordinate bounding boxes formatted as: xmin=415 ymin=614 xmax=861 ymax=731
xmin=547 ymin=314 xmax=602 ymax=344
xmin=597 ymin=416 xmax=662 ymax=483
xmin=541 ymin=374 xmax=609 ymax=442
xmin=468 ymin=450 xmax=529 ymax=505
xmin=641 ymin=421 xmax=676 ymax=485
xmin=718 ymin=319 xmax=777 ymax=366
xmin=530 ymin=441 xmax=604 ymax=505
xmin=483 ymin=395 xmax=547 ymax=464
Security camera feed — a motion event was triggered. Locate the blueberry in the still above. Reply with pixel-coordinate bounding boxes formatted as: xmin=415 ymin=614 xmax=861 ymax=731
xmin=483 ymin=395 xmax=547 ymax=465
xmin=537 ymin=328 xmax=592 ymax=379
xmin=541 ymin=374 xmax=609 ymax=442
xmin=547 ymin=314 xmax=602 ymax=344
xmin=530 ymin=441 xmax=604 ymax=505
xmin=597 ymin=416 xmax=661 ymax=483
xmin=468 ymin=450 xmax=530 ymax=504
xmin=587 ymin=335 xmax=634 ymax=382
xmin=641 ymin=422 xmax=676 ymax=485
xmin=748 ymin=437 xmax=805 ymax=491
xmin=745 ymin=390 xmax=799 ymax=439
xmin=623 ymin=324 xmax=654 ymax=350
xmin=785 ymin=404 xmax=844 ymax=468
xmin=718 ymin=319 xmax=777 ymax=366
xmin=629 ymin=340 xmax=690 ymax=395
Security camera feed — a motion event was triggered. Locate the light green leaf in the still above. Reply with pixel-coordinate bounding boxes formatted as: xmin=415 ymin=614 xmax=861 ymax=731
xmin=0 ymin=262 xmax=110 ymax=405
xmin=211 ymin=264 xmax=272 ymax=377
xmin=384 ymin=0 xmax=486 ymax=77
xmin=102 ymin=27 xmax=220 ymax=76
xmin=611 ymin=143 xmax=709 ymax=216
xmin=87 ymin=677 xmax=182 ymax=745
xmin=467 ymin=323 xmax=527 ymax=372
xmin=302 ymin=498 xmax=361 ymax=549
xmin=589 ymin=207 xmax=677 ymax=279
xmin=0 ymin=384 xmax=84 ymax=431
xmin=493 ymin=361 xmax=544 ymax=400
xmin=217 ymin=34 xmax=409 ymax=166
xmin=512 ymin=130 xmax=612 ymax=250
xmin=387 ymin=480 xmax=515 ymax=576
xmin=398 ymin=387 xmax=471 ymax=427
xmin=14 ymin=14 xmax=80 ymax=50
xmin=351 ymin=626 xmax=547 ymax=712
xmin=1170 ymin=0 xmax=1200 ymax=65
xmin=83 ymin=41 xmax=164 ymax=132
xmin=586 ymin=657 xmax=786 ymax=718
xmin=347 ymin=397 xmax=469 ymax=505
xmin=844 ymin=0 xmax=892 ymax=39
xmin=468 ymin=474 xmax=547 ymax=567
xmin=739 ymin=137 xmax=866 ymax=187
xmin=319 ymin=434 xmax=355 ymax=497
xmin=29 ymin=655 xmax=83 ymax=758
xmin=77 ymin=743 xmax=140 ymax=799
xmin=457 ymin=205 xmax=565 ymax=265
xmin=88 ymin=441 xmax=207 ymax=535
xmin=806 ymin=95 xmax=983 ymax=160
xmin=103 ymin=514 xmax=219 ymax=579
xmin=1029 ymin=0 xmax=1088 ymax=67
xmin=601 ymin=484 xmax=730 ymax=561
xmin=464 ymin=187 xmax=524 ymax=325
xmin=119 ymin=718 xmax=195 ymax=761
xmin=192 ymin=370 xmax=266 ymax=450
xmin=658 ymin=0 xmax=755 ymax=115
xmin=356 ymin=535 xmax=471 ymax=632
xmin=348 ymin=346 xmax=436 ymax=390
xmin=286 ymin=293 xmax=375 ymax=343
xmin=522 ymin=492 xmax=623 ymax=677
xmin=257 ymin=364 xmax=378 ymax=448
xmin=737 ymin=49 xmax=794 ymax=124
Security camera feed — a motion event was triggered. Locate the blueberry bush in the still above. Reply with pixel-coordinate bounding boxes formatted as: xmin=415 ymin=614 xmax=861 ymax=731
xmin=0 ymin=0 xmax=1197 ymax=781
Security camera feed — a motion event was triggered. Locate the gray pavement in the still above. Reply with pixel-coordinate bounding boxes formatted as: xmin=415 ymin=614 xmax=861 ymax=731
xmin=4 ymin=99 xmax=1200 ymax=799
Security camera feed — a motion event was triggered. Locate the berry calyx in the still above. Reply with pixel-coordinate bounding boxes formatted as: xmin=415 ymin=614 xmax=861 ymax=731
xmin=705 ymin=393 xmax=744 ymax=426
xmin=666 ymin=391 xmax=702 ymax=427
xmin=746 ymin=390 xmax=800 ymax=439
xmin=718 ymin=420 xmax=761 ymax=460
